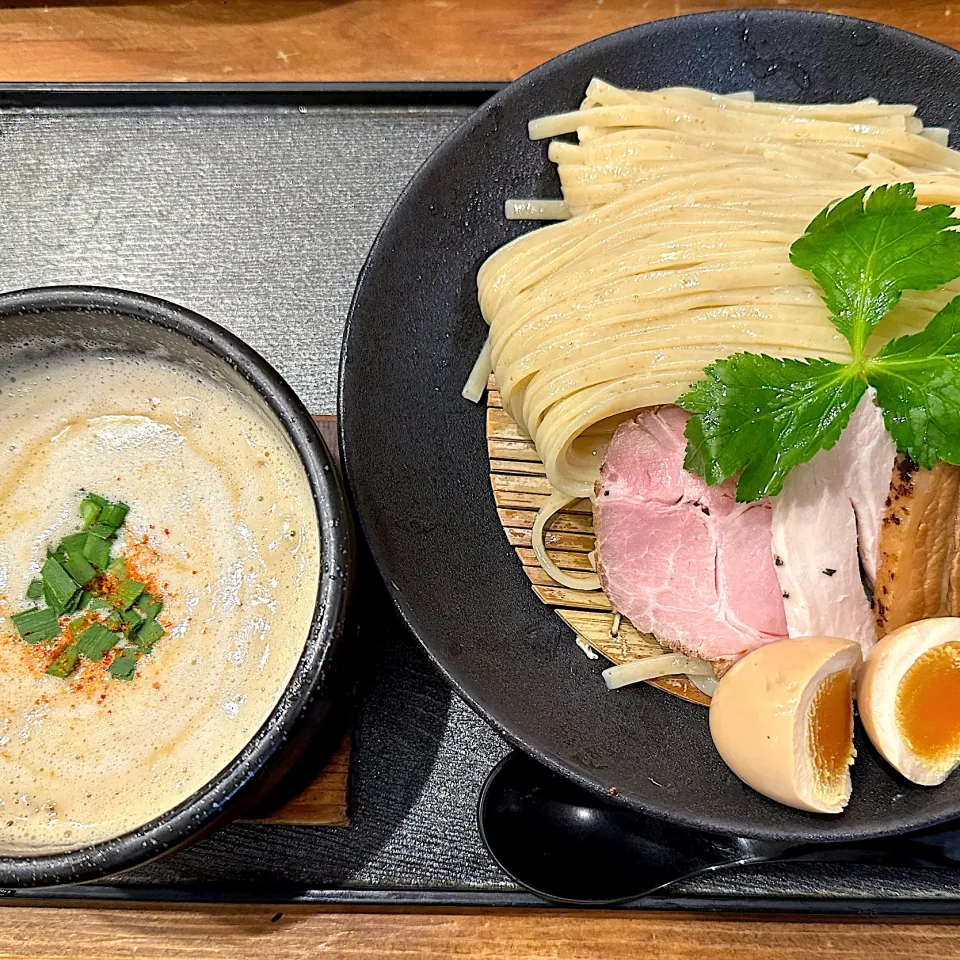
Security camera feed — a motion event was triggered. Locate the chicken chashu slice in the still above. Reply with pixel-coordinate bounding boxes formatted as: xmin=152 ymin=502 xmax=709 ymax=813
xmin=771 ymin=389 xmax=895 ymax=656
xmin=874 ymin=456 xmax=960 ymax=636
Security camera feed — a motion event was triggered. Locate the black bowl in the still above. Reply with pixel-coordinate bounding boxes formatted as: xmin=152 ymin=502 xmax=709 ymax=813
xmin=341 ymin=10 xmax=960 ymax=842
xmin=0 ymin=285 xmax=353 ymax=887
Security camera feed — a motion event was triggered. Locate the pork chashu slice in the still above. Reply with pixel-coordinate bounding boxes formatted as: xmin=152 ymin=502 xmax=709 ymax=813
xmin=593 ymin=406 xmax=788 ymax=662
xmin=875 ymin=455 xmax=960 ymax=636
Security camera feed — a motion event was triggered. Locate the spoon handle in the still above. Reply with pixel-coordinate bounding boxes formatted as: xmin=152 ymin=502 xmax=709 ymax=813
xmin=780 ymin=829 xmax=960 ymax=871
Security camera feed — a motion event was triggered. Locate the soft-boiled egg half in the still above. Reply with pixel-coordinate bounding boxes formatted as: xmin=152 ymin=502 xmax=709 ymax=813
xmin=859 ymin=617 xmax=960 ymax=785
xmin=710 ymin=637 xmax=862 ymax=813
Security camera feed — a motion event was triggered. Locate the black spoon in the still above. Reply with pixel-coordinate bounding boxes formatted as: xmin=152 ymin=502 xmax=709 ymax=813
xmin=478 ymin=751 xmax=960 ymax=905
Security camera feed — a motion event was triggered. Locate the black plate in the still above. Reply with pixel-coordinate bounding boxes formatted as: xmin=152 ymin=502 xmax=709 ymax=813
xmin=340 ymin=10 xmax=960 ymax=842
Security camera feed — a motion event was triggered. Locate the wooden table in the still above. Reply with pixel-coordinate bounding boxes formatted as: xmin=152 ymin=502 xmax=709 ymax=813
xmin=3 ymin=1 xmax=960 ymax=957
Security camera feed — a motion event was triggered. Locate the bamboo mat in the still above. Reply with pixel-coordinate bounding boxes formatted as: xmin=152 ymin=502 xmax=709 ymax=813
xmin=486 ymin=378 xmax=708 ymax=707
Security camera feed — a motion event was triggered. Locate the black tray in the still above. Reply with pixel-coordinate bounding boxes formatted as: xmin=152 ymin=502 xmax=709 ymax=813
xmin=3 ymin=82 xmax=960 ymax=915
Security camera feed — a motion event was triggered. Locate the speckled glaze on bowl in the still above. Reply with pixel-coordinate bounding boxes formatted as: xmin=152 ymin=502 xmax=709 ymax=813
xmin=0 ymin=285 xmax=353 ymax=887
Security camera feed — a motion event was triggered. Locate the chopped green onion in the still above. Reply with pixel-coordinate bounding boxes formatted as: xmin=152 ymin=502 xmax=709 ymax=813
xmin=134 ymin=618 xmax=164 ymax=653
xmin=46 ymin=645 xmax=79 ymax=678
xmin=41 ymin=557 xmax=79 ymax=615
xmin=107 ymin=648 xmax=138 ymax=681
xmin=116 ymin=580 xmax=144 ymax=610
xmin=86 ymin=523 xmax=118 ymax=541
xmin=83 ymin=534 xmax=111 ymax=571
xmin=76 ymin=623 xmax=120 ymax=661
xmin=15 ymin=494 xmax=154 ymax=676
xmin=57 ymin=533 xmax=89 ymax=558
xmin=99 ymin=503 xmax=129 ymax=528
xmin=63 ymin=591 xmax=82 ymax=615
xmin=11 ymin=607 xmax=60 ymax=644
xmin=79 ymin=498 xmax=102 ymax=528
xmin=62 ymin=552 xmax=97 ymax=587
xmin=135 ymin=593 xmax=162 ymax=619
xmin=47 ymin=548 xmax=66 ymax=566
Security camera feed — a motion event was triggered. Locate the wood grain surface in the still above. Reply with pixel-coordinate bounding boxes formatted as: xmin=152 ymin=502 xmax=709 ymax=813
xmin=241 ymin=730 xmax=350 ymax=827
xmin=1 ymin=2 xmax=959 ymax=958
xmin=1 ymin=906 xmax=960 ymax=959
xmin=0 ymin=0 xmax=954 ymax=83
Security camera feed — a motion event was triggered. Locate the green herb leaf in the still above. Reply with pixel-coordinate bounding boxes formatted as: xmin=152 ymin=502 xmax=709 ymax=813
xmin=134 ymin=618 xmax=164 ymax=653
xmin=866 ymin=295 xmax=960 ymax=468
xmin=106 ymin=558 xmax=128 ymax=580
xmin=120 ymin=608 xmax=144 ymax=631
xmin=25 ymin=579 xmax=43 ymax=601
xmin=107 ymin=648 xmax=138 ymax=681
xmin=83 ymin=534 xmax=111 ymax=571
xmin=84 ymin=493 xmax=108 ymax=509
xmin=789 ymin=183 xmax=960 ymax=358
xmin=88 ymin=597 xmax=113 ymax=611
xmin=678 ymin=354 xmax=867 ymax=501
xmin=46 ymin=644 xmax=79 ymax=678
xmin=116 ymin=580 xmax=144 ymax=611
xmin=103 ymin=610 xmax=122 ymax=631
xmin=11 ymin=607 xmax=60 ymax=644
xmin=41 ymin=556 xmax=79 ymax=615
xmin=76 ymin=623 xmax=120 ymax=661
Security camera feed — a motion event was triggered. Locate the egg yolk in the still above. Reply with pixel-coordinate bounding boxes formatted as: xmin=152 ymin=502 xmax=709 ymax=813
xmin=808 ymin=670 xmax=853 ymax=788
xmin=896 ymin=641 xmax=960 ymax=763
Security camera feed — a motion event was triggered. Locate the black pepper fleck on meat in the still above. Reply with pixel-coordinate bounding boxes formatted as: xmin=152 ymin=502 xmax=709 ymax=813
xmin=897 ymin=455 xmax=918 ymax=486
xmin=822 ymin=568 xmax=836 ymax=576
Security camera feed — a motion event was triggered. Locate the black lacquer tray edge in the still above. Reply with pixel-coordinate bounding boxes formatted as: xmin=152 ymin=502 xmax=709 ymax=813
xmin=0 ymin=81 xmax=505 ymax=109
xmin=9 ymin=883 xmax=960 ymax=917
xmin=0 ymin=77 xmax=956 ymax=918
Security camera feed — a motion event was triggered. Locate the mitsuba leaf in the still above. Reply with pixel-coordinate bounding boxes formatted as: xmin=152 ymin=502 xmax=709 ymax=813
xmin=789 ymin=183 xmax=960 ymax=357
xmin=678 ymin=354 xmax=867 ymax=502
xmin=867 ymin=296 xmax=960 ymax=469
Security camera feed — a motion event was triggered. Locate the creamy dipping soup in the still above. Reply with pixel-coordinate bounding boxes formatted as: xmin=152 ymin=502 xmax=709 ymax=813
xmin=0 ymin=352 xmax=320 ymax=853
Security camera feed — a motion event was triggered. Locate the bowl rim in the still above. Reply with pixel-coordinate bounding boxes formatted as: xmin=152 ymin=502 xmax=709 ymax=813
xmin=0 ymin=284 xmax=353 ymax=887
